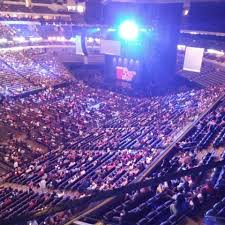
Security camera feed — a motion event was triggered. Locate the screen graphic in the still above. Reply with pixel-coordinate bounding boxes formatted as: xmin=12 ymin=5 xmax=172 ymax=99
xmin=116 ymin=66 xmax=136 ymax=82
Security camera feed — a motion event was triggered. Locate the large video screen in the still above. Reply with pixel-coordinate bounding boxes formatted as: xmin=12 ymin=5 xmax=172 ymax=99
xmin=112 ymin=57 xmax=140 ymax=82
xmin=116 ymin=67 xmax=136 ymax=82
xmin=183 ymin=47 xmax=204 ymax=73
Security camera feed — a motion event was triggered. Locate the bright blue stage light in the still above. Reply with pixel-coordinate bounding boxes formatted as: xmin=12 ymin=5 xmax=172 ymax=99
xmin=119 ymin=20 xmax=139 ymax=41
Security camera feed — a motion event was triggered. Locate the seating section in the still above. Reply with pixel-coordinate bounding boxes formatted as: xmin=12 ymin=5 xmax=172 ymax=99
xmin=0 ymin=59 xmax=34 ymax=95
xmin=205 ymin=155 xmax=225 ymax=222
xmin=205 ymin=53 xmax=225 ymax=64
xmin=0 ymin=51 xmax=59 ymax=87
xmin=6 ymin=149 xmax=148 ymax=193
xmin=25 ymin=49 xmax=72 ymax=79
xmin=0 ymin=49 xmax=73 ymax=96
xmin=0 ymin=33 xmax=225 ymax=224
xmin=80 ymin=100 xmax=225 ymax=225
xmin=36 ymin=24 xmax=73 ymax=39
xmin=0 ymin=187 xmax=73 ymax=224
xmin=179 ymin=36 xmax=225 ymax=54
xmin=0 ymin=85 xmax=223 ymax=224
xmin=5 ymin=24 xmax=73 ymax=39
xmin=205 ymin=197 xmax=225 ymax=220
xmin=179 ymin=102 xmax=225 ymax=151
xmin=0 ymin=4 xmax=69 ymax=15
xmin=177 ymin=51 xmax=225 ymax=87
xmin=9 ymin=24 xmax=40 ymax=38
xmin=0 ymin=139 xmax=41 ymax=171
xmin=32 ymin=0 xmax=63 ymax=4
xmin=1 ymin=84 xmax=223 ymax=150
xmin=0 ymin=22 xmax=74 ymax=41
xmin=0 ymin=23 xmax=15 ymax=39
xmin=100 ymin=192 xmax=178 ymax=225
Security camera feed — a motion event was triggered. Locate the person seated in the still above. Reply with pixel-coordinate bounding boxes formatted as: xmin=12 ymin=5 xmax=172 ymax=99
xmin=170 ymin=193 xmax=190 ymax=216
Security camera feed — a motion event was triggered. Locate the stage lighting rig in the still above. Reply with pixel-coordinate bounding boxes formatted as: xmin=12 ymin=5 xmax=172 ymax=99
xmin=119 ymin=20 xmax=139 ymax=41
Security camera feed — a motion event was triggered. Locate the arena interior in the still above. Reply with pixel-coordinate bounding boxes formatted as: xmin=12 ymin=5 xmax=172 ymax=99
xmin=0 ymin=0 xmax=225 ymax=225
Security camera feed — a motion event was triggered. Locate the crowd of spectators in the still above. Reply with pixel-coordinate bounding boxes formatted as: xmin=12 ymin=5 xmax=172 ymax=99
xmin=1 ymin=82 xmax=223 ymax=150
xmin=6 ymin=148 xmax=149 ymax=194
xmin=9 ymin=24 xmax=40 ymax=38
xmin=205 ymin=53 xmax=225 ymax=64
xmin=4 ymin=23 xmax=73 ymax=40
xmin=0 ymin=36 xmax=224 ymax=224
xmin=0 ymin=3 xmax=70 ymax=16
xmin=0 ymin=22 xmax=74 ymax=48
xmin=0 ymin=58 xmax=34 ymax=95
xmin=0 ymin=138 xmax=41 ymax=171
xmin=0 ymin=186 xmax=75 ymax=225
xmin=0 ymin=23 xmax=15 ymax=39
xmin=0 ymin=80 xmax=224 ymax=224
xmin=0 ymin=98 xmax=222 ymax=225
xmin=0 ymin=49 xmax=73 ymax=96
xmin=0 ymin=51 xmax=57 ymax=88
xmin=83 ymin=99 xmax=225 ymax=225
